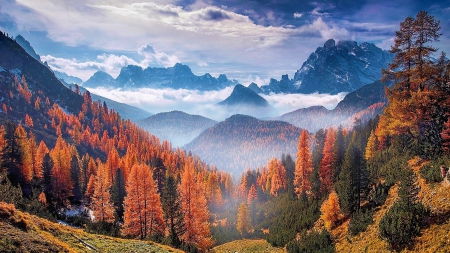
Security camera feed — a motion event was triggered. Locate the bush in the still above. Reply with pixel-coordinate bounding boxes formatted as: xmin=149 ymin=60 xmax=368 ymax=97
xmin=419 ymin=163 xmax=443 ymax=183
xmin=286 ymin=230 xmax=334 ymax=253
xmin=379 ymin=201 xmax=425 ymax=251
xmin=348 ymin=208 xmax=373 ymax=236
xmin=369 ymin=183 xmax=389 ymax=206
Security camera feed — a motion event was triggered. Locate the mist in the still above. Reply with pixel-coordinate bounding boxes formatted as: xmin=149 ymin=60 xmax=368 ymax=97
xmin=87 ymin=86 xmax=347 ymax=121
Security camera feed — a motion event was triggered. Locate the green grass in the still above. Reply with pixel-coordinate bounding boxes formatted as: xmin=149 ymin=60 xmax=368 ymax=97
xmin=213 ymin=239 xmax=285 ymax=253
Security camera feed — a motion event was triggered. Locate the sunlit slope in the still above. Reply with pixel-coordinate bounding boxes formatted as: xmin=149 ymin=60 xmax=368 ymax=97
xmin=0 ymin=202 xmax=182 ymax=253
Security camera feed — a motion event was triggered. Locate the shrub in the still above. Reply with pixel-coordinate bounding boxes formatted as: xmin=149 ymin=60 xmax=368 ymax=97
xmin=348 ymin=208 xmax=373 ymax=236
xmin=419 ymin=163 xmax=443 ymax=183
xmin=286 ymin=230 xmax=334 ymax=253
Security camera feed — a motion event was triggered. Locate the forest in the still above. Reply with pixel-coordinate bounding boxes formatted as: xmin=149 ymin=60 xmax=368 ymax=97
xmin=0 ymin=11 xmax=450 ymax=253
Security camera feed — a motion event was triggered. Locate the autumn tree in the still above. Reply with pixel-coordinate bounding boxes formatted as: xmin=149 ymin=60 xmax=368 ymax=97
xmin=379 ymin=11 xmax=447 ymax=157
xmin=247 ymin=184 xmax=258 ymax=205
xmin=319 ymin=128 xmax=335 ymax=194
xmin=268 ymin=158 xmax=286 ymax=197
xmin=365 ymin=130 xmax=378 ymax=160
xmin=180 ymin=161 xmax=213 ymax=250
xmin=49 ymin=136 xmax=74 ymax=206
xmin=236 ymin=202 xmax=251 ymax=236
xmin=294 ymin=130 xmax=313 ymax=196
xmin=15 ymin=124 xmax=32 ymax=183
xmin=320 ymin=191 xmax=343 ymax=230
xmin=91 ymin=163 xmax=115 ymax=223
xmin=161 ymin=174 xmax=185 ymax=247
xmin=122 ymin=164 xmax=165 ymax=239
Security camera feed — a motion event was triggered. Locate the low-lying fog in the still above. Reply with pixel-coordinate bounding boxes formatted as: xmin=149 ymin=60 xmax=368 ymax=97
xmin=88 ymin=86 xmax=347 ymax=121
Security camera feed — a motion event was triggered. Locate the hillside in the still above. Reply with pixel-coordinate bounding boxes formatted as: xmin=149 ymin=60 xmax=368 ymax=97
xmin=0 ymin=202 xmax=182 ymax=253
xmin=213 ymin=239 xmax=284 ymax=253
xmin=327 ymin=158 xmax=450 ymax=252
xmin=138 ymin=110 xmax=217 ymax=147
xmin=278 ymin=80 xmax=390 ymax=132
xmin=184 ymin=114 xmax=302 ymax=173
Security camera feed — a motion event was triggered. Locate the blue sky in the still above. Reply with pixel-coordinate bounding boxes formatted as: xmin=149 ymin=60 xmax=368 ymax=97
xmin=1 ymin=0 xmax=449 ymax=85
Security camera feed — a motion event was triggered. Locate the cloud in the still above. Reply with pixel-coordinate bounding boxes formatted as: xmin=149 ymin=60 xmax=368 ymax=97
xmin=42 ymin=44 xmax=179 ymax=80
xmin=261 ymin=92 xmax=347 ymax=114
xmin=376 ymin=37 xmax=395 ymax=51
xmin=294 ymin=12 xmax=303 ymax=18
xmin=138 ymin=44 xmax=180 ymax=68
xmin=87 ymin=86 xmax=346 ymax=121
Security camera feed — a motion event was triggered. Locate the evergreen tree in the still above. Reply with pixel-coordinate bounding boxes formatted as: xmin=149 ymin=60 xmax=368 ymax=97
xmin=161 ymin=174 xmax=185 ymax=247
xmin=2 ymin=122 xmax=23 ymax=186
xmin=236 ymin=202 xmax=251 ymax=236
xmin=112 ymin=168 xmax=126 ymax=221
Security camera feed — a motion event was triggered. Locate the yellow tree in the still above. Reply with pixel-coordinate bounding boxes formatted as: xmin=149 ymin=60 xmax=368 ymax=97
xmin=365 ymin=130 xmax=378 ymax=160
xmin=236 ymin=202 xmax=251 ymax=236
xmin=320 ymin=128 xmax=335 ymax=194
xmin=91 ymin=163 xmax=115 ymax=223
xmin=15 ymin=124 xmax=32 ymax=182
xmin=294 ymin=129 xmax=313 ymax=196
xmin=320 ymin=191 xmax=343 ymax=230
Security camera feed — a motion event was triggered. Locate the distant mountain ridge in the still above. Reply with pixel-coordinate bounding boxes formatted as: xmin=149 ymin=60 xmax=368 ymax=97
xmin=138 ymin=110 xmax=217 ymax=147
xmin=83 ymin=63 xmax=239 ymax=91
xmin=278 ymin=80 xmax=393 ymax=132
xmin=184 ymin=114 xmax=302 ymax=173
xmin=216 ymin=84 xmax=278 ymax=118
xmin=261 ymin=39 xmax=393 ymax=94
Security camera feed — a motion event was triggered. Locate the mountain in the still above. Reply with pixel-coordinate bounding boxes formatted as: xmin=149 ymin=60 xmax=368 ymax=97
xmin=138 ymin=110 xmax=217 ymax=147
xmin=278 ymin=80 xmax=393 ymax=132
xmin=216 ymin=84 xmax=278 ymax=118
xmin=84 ymin=63 xmax=238 ymax=91
xmin=248 ymin=82 xmax=263 ymax=94
xmin=14 ymin=35 xmax=41 ymax=62
xmin=184 ymin=114 xmax=302 ymax=173
xmin=261 ymin=39 xmax=393 ymax=94
xmin=83 ymin=70 xmax=117 ymax=88
xmin=53 ymin=69 xmax=83 ymax=85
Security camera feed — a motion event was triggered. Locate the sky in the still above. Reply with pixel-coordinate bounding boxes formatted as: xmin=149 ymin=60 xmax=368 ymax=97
xmin=0 ymin=0 xmax=449 ymax=117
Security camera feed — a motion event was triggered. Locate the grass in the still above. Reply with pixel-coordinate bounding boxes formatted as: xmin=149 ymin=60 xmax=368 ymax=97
xmin=213 ymin=239 xmax=285 ymax=253
xmin=0 ymin=202 xmax=182 ymax=253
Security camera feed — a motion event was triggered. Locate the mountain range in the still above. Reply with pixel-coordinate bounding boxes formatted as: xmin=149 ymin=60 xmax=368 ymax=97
xmin=261 ymin=39 xmax=393 ymax=94
xmin=83 ymin=63 xmax=239 ymax=91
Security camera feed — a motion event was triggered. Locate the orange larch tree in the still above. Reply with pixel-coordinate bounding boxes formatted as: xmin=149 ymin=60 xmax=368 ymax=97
xmin=122 ymin=164 xmax=165 ymax=239
xmin=91 ymin=163 xmax=115 ymax=223
xmin=294 ymin=129 xmax=313 ymax=196
xmin=320 ymin=191 xmax=343 ymax=230
xmin=180 ymin=161 xmax=213 ymax=250
xmin=50 ymin=136 xmax=74 ymax=205
xmin=319 ymin=128 xmax=335 ymax=194
xmin=15 ymin=124 xmax=32 ymax=183
xmin=247 ymin=184 xmax=258 ymax=205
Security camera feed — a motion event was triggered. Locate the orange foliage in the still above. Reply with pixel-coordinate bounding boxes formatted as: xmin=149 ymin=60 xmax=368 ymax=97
xmin=320 ymin=191 xmax=343 ymax=230
xmin=319 ymin=127 xmax=335 ymax=194
xmin=122 ymin=164 xmax=165 ymax=239
xmin=50 ymin=136 xmax=74 ymax=205
xmin=294 ymin=130 xmax=313 ymax=196
xmin=91 ymin=163 xmax=115 ymax=223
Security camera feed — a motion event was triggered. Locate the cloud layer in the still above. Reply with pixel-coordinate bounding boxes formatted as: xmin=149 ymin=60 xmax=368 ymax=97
xmin=87 ymin=86 xmax=346 ymax=121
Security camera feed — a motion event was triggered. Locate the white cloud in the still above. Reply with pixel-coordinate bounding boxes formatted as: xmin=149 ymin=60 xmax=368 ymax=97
xmin=138 ymin=44 xmax=180 ymax=68
xmin=42 ymin=44 xmax=179 ymax=80
xmin=376 ymin=37 xmax=395 ymax=51
xmin=294 ymin=12 xmax=303 ymax=18
xmin=261 ymin=92 xmax=347 ymax=115
xmin=87 ymin=86 xmax=346 ymax=121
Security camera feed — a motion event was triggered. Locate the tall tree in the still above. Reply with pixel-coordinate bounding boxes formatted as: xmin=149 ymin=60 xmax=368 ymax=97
xmin=91 ymin=163 xmax=115 ymax=223
xmin=180 ymin=161 xmax=213 ymax=250
xmin=161 ymin=174 xmax=185 ymax=247
xmin=49 ymin=136 xmax=74 ymax=206
xmin=2 ymin=122 xmax=23 ymax=186
xmin=111 ymin=168 xmax=126 ymax=221
xmin=294 ymin=130 xmax=313 ymax=196
xmin=122 ymin=164 xmax=165 ymax=239
xmin=236 ymin=202 xmax=251 ymax=236
xmin=319 ymin=128 xmax=335 ymax=194
xmin=365 ymin=130 xmax=378 ymax=160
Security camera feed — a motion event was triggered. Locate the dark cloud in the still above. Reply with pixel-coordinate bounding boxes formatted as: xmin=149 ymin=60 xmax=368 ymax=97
xmin=202 ymin=8 xmax=231 ymax=21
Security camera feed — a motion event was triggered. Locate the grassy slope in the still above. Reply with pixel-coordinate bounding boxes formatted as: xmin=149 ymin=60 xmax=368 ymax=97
xmin=213 ymin=239 xmax=285 ymax=253
xmin=331 ymin=157 xmax=450 ymax=252
xmin=0 ymin=202 xmax=182 ymax=253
